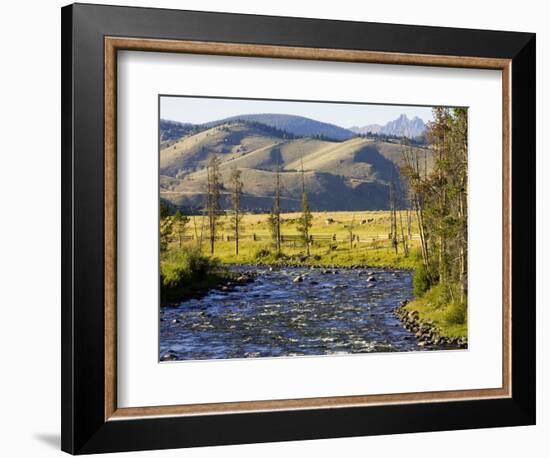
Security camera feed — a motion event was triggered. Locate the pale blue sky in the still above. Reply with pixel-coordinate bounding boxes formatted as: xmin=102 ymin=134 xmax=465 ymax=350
xmin=160 ymin=96 xmax=434 ymax=128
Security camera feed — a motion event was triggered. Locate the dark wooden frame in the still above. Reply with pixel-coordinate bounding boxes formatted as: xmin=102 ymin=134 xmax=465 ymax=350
xmin=62 ymin=3 xmax=536 ymax=454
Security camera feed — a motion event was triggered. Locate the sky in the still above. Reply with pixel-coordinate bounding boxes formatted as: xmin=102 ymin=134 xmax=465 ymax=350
xmin=160 ymin=96 xmax=435 ymax=128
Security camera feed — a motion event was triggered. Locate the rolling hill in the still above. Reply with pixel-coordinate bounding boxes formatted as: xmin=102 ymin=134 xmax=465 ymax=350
xmin=160 ymin=117 xmax=430 ymax=211
xmin=205 ymin=113 xmax=355 ymax=141
xmin=160 ymin=119 xmax=195 ymax=148
xmin=160 ymin=122 xmax=285 ymax=177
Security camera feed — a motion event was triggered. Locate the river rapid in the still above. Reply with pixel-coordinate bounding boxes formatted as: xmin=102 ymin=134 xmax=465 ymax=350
xmin=160 ymin=265 xmax=447 ymax=361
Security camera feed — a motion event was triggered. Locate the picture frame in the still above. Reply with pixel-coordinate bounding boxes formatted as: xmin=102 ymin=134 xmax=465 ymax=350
xmin=61 ymin=3 xmax=536 ymax=454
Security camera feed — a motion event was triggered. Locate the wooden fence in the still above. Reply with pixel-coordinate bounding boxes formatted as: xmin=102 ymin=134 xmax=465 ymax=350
xmin=174 ymin=233 xmax=420 ymax=243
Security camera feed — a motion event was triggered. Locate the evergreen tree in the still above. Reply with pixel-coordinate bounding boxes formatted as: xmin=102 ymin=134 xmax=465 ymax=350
xmin=173 ymin=209 xmax=190 ymax=249
xmin=159 ymin=218 xmax=173 ymax=253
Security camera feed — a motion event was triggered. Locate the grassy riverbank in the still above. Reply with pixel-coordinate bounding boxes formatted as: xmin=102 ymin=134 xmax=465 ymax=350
xmin=160 ymin=249 xmax=233 ymax=303
xmin=403 ymin=284 xmax=468 ymax=339
xmin=210 ymin=241 xmax=417 ymax=269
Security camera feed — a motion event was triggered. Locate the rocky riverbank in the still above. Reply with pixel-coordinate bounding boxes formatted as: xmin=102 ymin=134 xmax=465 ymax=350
xmin=251 ymin=259 xmax=413 ymax=272
xmin=394 ymin=300 xmax=468 ymax=349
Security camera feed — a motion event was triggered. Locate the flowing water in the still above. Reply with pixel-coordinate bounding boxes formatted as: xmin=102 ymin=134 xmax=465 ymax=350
xmin=160 ymin=265 xmax=444 ymax=361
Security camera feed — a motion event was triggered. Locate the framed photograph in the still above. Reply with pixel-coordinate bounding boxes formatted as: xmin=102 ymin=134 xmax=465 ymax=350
xmin=61 ymin=3 xmax=536 ymax=454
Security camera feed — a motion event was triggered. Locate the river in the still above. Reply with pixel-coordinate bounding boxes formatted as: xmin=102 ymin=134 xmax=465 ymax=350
xmin=160 ymin=265 xmax=445 ymax=361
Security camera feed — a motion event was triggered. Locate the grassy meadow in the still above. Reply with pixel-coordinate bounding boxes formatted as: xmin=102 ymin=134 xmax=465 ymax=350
xmin=166 ymin=210 xmax=420 ymax=269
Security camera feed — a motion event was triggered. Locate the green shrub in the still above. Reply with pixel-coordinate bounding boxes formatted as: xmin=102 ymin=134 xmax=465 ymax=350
xmin=416 ymin=281 xmax=467 ymax=325
xmin=444 ymin=300 xmax=467 ymax=325
xmin=160 ymin=248 xmax=218 ymax=288
xmin=160 ymin=248 xmax=224 ymax=302
xmin=413 ymin=264 xmax=432 ymax=297
xmin=186 ymin=248 xmax=216 ymax=278
xmin=161 ymin=262 xmax=188 ymax=288
xmin=422 ymin=284 xmax=449 ymax=309
xmin=273 ymin=250 xmax=289 ymax=261
xmin=254 ymin=247 xmax=272 ymax=260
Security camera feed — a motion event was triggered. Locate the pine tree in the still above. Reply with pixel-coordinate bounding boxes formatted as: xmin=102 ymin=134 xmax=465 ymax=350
xmin=159 ymin=217 xmax=173 ymax=253
xmin=452 ymin=108 xmax=468 ymax=305
xmin=173 ymin=209 xmax=190 ymax=249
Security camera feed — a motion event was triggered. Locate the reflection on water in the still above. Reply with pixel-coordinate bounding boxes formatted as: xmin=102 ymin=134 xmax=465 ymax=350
xmin=160 ymin=265 xmax=440 ymax=361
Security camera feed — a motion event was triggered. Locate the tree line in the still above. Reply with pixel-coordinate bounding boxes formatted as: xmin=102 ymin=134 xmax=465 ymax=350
xmin=161 ymin=155 xmax=313 ymax=258
xmin=400 ymin=107 xmax=468 ymax=307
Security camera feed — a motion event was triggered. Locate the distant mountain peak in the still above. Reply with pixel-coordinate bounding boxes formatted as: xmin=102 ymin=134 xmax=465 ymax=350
xmin=349 ymin=114 xmax=426 ymax=139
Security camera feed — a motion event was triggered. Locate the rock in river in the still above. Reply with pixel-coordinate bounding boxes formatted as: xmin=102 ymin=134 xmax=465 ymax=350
xmin=160 ymin=351 xmax=178 ymax=361
xmin=293 ymin=275 xmax=304 ymax=283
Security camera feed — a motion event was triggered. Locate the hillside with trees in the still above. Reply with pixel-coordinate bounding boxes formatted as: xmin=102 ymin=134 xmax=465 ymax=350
xmin=159 ymin=118 xmax=429 ymax=212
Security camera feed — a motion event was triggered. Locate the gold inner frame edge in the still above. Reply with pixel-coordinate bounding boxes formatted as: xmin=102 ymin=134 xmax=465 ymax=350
xmin=104 ymin=37 xmax=512 ymax=421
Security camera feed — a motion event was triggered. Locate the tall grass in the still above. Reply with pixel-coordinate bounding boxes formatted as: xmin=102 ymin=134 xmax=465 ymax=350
xmin=160 ymin=248 xmax=224 ymax=302
xmin=406 ymin=280 xmax=467 ymax=338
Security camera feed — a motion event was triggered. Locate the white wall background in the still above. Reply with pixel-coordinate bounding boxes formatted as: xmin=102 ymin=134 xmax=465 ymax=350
xmin=0 ymin=0 xmax=545 ymax=456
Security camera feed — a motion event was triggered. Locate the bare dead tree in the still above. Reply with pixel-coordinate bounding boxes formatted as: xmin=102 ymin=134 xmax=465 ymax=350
xmin=229 ymin=167 xmax=244 ymax=256
xmin=346 ymin=214 xmax=356 ymax=250
xmin=297 ymin=156 xmax=312 ymax=256
xmin=268 ymin=162 xmax=282 ymax=255
xmin=398 ymin=208 xmax=409 ymax=256
xmin=205 ymin=155 xmax=222 ymax=255
xmin=389 ymin=180 xmax=398 ymax=254
xmin=401 ymin=139 xmax=432 ymax=280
